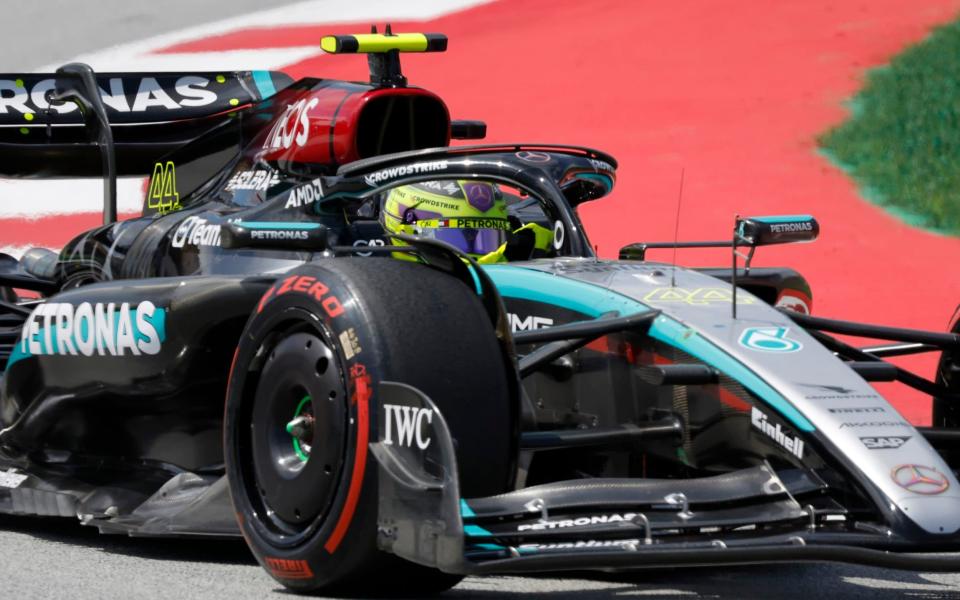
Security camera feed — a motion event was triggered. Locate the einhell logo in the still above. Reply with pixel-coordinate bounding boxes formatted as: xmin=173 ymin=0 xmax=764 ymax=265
xmin=751 ymin=407 xmax=805 ymax=459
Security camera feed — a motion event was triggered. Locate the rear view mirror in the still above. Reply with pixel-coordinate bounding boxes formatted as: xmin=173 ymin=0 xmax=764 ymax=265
xmin=735 ymin=215 xmax=819 ymax=246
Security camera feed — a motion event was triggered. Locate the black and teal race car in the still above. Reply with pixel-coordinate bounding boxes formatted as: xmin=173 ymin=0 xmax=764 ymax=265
xmin=2 ymin=32 xmax=960 ymax=596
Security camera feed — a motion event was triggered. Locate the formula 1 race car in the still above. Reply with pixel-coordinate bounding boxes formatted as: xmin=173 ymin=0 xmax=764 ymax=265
xmin=2 ymin=31 xmax=960 ymax=596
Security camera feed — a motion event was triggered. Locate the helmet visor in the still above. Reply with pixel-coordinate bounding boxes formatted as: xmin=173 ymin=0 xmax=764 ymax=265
xmin=410 ymin=216 xmax=510 ymax=255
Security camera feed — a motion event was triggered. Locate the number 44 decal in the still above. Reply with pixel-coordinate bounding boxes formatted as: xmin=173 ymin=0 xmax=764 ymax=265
xmin=739 ymin=327 xmax=803 ymax=353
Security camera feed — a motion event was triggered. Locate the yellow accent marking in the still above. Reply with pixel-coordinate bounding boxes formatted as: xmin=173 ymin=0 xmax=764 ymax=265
xmin=19 ymin=127 xmax=28 ymax=135
xmin=321 ymin=33 xmax=430 ymax=54
xmin=14 ymin=78 xmax=24 ymax=88
xmin=229 ymin=98 xmax=239 ymax=106
xmin=147 ymin=161 xmax=181 ymax=214
xmin=215 ymin=74 xmax=226 ymax=83
xmin=23 ymin=113 xmax=34 ymax=121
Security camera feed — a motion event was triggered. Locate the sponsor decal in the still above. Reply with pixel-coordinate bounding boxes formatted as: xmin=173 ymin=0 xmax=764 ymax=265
xmin=553 ymin=220 xmax=565 ymax=250
xmin=589 ymin=158 xmax=615 ymax=172
xmin=0 ymin=469 xmax=27 ymax=489
xmin=0 ymin=76 xmax=218 ymax=115
xmin=15 ymin=301 xmax=165 ymax=361
xmin=256 ymin=275 xmax=344 ymax=318
xmin=225 ymin=169 xmax=281 ymax=192
xmin=363 ymin=160 xmax=449 ymax=186
xmin=839 ymin=420 xmax=911 ymax=429
xmin=644 ymin=287 xmax=754 ymax=306
xmin=891 ymin=464 xmax=950 ymax=495
xmin=438 ymin=217 xmax=511 ymax=231
xmin=739 ymin=327 xmax=802 ymax=353
xmin=263 ymin=97 xmax=319 ymax=151
xmin=284 ymin=178 xmax=323 ymax=209
xmin=382 ymin=404 xmax=433 ymax=449
xmin=263 ymin=557 xmax=314 ymax=580
xmin=147 ymin=161 xmax=181 ymax=214
xmin=751 ymin=407 xmax=805 ymax=459
xmin=171 ymin=216 xmax=221 ymax=248
xmin=828 ymin=406 xmax=885 ymax=414
xmin=515 ymin=151 xmax=551 ymax=163
xmin=250 ymin=229 xmax=308 ymax=241
xmin=508 ymin=313 xmax=554 ymax=332
xmin=775 ymin=290 xmax=811 ymax=315
xmin=415 ymin=180 xmax=461 ymax=196
xmin=518 ymin=539 xmax=640 ymax=552
xmin=804 ymin=384 xmax=879 ymax=401
xmin=352 ymin=239 xmax=385 ymax=257
xmin=338 ymin=327 xmax=362 ymax=360
xmin=518 ymin=513 xmax=640 ymax=532
xmin=769 ymin=221 xmax=814 ymax=234
xmin=861 ymin=436 xmax=911 ymax=450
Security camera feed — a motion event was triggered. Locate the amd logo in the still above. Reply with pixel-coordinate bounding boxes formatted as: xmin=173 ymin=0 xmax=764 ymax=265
xmin=508 ymin=313 xmax=553 ymax=332
xmin=382 ymin=404 xmax=433 ymax=449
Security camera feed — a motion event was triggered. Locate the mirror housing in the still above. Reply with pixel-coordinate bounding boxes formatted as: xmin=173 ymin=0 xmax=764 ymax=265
xmin=735 ymin=215 xmax=819 ymax=246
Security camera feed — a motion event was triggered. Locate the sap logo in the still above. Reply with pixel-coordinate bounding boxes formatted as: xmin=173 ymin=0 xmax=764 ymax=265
xmin=171 ymin=216 xmax=221 ymax=248
xmin=508 ymin=313 xmax=554 ymax=332
xmin=264 ymin=97 xmax=318 ymax=151
xmin=147 ymin=161 xmax=180 ymax=214
xmin=13 ymin=301 xmax=165 ymax=365
xmin=225 ymin=169 xmax=281 ymax=192
xmin=751 ymin=407 xmax=805 ymax=459
xmin=0 ymin=76 xmax=217 ymax=115
xmin=382 ymin=404 xmax=433 ymax=449
xmin=861 ymin=436 xmax=911 ymax=450
xmin=284 ymin=178 xmax=324 ymax=209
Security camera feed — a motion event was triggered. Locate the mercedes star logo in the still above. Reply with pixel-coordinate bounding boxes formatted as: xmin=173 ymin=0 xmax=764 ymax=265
xmin=891 ymin=464 xmax=950 ymax=495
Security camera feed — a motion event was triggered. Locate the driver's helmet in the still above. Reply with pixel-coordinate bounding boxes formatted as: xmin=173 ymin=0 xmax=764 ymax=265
xmin=380 ymin=180 xmax=511 ymax=261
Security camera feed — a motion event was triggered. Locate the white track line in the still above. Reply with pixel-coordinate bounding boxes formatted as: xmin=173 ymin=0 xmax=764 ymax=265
xmin=38 ymin=0 xmax=493 ymax=71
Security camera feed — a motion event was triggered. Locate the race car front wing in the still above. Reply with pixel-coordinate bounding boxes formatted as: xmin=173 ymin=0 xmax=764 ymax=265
xmin=372 ymin=382 xmax=960 ymax=575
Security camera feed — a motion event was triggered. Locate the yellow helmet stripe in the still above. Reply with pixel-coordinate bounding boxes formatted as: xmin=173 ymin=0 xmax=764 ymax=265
xmin=320 ymin=33 xmax=447 ymax=54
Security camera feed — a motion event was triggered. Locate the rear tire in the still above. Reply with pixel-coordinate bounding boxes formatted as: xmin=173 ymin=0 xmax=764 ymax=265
xmin=224 ymin=258 xmax=514 ymax=595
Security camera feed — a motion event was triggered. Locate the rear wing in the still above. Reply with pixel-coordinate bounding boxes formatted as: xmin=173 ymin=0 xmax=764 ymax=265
xmin=0 ymin=70 xmax=291 ymax=177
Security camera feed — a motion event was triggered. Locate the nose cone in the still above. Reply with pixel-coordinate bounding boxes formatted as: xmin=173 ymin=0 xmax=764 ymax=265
xmin=897 ymin=495 xmax=960 ymax=534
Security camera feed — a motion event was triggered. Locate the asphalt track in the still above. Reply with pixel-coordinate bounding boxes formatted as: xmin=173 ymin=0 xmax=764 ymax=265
xmin=4 ymin=1 xmax=960 ymax=598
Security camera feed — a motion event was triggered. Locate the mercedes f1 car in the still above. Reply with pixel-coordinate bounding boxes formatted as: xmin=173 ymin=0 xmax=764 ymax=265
xmin=2 ymin=31 xmax=960 ymax=596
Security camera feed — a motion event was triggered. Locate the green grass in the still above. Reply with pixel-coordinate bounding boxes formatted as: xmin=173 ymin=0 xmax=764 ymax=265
xmin=819 ymin=17 xmax=960 ymax=235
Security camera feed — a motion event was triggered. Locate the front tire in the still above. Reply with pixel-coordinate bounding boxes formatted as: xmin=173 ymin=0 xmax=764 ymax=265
xmin=225 ymin=258 xmax=514 ymax=595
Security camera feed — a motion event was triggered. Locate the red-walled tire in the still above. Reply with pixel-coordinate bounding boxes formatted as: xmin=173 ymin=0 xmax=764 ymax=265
xmin=224 ymin=258 xmax=514 ymax=595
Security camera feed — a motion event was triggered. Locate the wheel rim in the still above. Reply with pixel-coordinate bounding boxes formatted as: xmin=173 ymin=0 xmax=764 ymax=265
xmin=250 ymin=330 xmax=348 ymax=536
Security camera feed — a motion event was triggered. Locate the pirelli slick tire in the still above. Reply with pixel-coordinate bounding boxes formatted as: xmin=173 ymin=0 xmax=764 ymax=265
xmin=224 ymin=258 xmax=514 ymax=596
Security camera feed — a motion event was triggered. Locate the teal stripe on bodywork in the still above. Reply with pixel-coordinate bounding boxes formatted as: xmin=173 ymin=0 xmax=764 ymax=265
xmin=251 ymin=71 xmax=277 ymax=99
xmin=464 ymin=524 xmax=492 ymax=537
xmin=239 ymin=221 xmax=321 ymax=231
xmin=483 ymin=265 xmax=647 ymax=317
xmin=483 ymin=265 xmax=814 ymax=432
xmin=460 ymin=499 xmax=476 ymax=518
